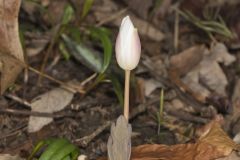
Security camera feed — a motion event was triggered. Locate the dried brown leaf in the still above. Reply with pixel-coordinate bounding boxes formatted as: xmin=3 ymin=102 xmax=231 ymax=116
xmin=170 ymin=45 xmax=206 ymax=76
xmin=0 ymin=0 xmax=24 ymax=94
xmin=0 ymin=54 xmax=22 ymax=94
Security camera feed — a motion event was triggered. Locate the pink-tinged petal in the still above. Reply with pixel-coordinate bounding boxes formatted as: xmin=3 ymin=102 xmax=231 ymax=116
xmin=115 ymin=16 xmax=141 ymax=70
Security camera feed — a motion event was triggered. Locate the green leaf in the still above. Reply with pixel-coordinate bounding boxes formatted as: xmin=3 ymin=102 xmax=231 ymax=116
xmin=62 ymin=34 xmax=102 ymax=72
xmin=39 ymin=138 xmax=69 ymax=160
xmin=49 ymin=143 xmax=79 ymax=160
xmin=28 ymin=138 xmax=56 ymax=160
xmin=81 ymin=0 xmax=95 ymax=19
xmin=89 ymin=27 xmax=113 ymax=73
xmin=62 ymin=4 xmax=74 ymax=25
xmin=27 ymin=140 xmax=45 ymax=160
xmin=29 ymin=138 xmax=79 ymax=160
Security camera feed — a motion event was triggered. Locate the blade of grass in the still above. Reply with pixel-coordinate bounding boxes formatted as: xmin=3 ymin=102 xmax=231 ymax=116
xmin=157 ymin=89 xmax=164 ymax=135
xmin=81 ymin=0 xmax=95 ymax=19
xmin=62 ymin=4 xmax=74 ymax=25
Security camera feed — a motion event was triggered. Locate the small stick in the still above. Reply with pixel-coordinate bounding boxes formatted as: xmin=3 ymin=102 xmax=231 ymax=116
xmin=174 ymin=9 xmax=179 ymax=53
xmin=74 ymin=121 xmax=111 ymax=147
xmin=28 ymin=66 xmax=85 ymax=94
xmin=96 ymin=8 xmax=127 ymax=27
xmin=0 ymin=108 xmax=78 ymax=118
xmin=124 ymin=70 xmax=130 ymax=121
xmin=14 ymin=58 xmax=85 ymax=94
xmin=5 ymin=94 xmax=31 ymax=108
xmin=80 ymin=73 xmax=97 ymax=86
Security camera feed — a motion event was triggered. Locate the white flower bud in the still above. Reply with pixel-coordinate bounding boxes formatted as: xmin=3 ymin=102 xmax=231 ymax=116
xmin=115 ymin=16 xmax=141 ymax=70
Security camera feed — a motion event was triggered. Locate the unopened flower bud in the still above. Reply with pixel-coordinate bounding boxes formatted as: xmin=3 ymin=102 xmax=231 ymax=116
xmin=115 ymin=16 xmax=141 ymax=70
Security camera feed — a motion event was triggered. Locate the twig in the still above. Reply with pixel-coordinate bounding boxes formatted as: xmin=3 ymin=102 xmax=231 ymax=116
xmin=165 ymin=108 xmax=209 ymax=124
xmin=27 ymin=65 xmax=85 ymax=94
xmin=80 ymin=73 xmax=97 ymax=86
xmin=174 ymin=9 xmax=179 ymax=53
xmin=75 ymin=121 xmax=111 ymax=147
xmin=96 ymin=8 xmax=128 ymax=27
xmin=14 ymin=58 xmax=85 ymax=94
xmin=5 ymin=94 xmax=31 ymax=108
xmin=0 ymin=108 xmax=79 ymax=118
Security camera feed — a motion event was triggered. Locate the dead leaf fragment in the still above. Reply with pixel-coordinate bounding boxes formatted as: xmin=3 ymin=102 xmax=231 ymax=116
xmin=78 ymin=155 xmax=88 ymax=160
xmin=209 ymin=42 xmax=236 ymax=65
xmin=0 ymin=54 xmax=23 ymax=94
xmin=144 ymin=79 xmax=163 ymax=97
xmin=0 ymin=154 xmax=23 ymax=160
xmin=198 ymin=60 xmax=228 ymax=95
xmin=170 ymin=45 xmax=206 ymax=76
xmin=28 ymin=87 xmax=74 ymax=132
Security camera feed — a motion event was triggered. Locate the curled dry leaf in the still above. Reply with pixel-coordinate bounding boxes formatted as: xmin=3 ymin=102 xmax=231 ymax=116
xmin=0 ymin=0 xmax=24 ymax=94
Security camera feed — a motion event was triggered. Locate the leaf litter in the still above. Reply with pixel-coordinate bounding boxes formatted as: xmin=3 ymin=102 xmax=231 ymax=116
xmin=1 ymin=0 xmax=240 ymax=159
xmin=170 ymin=42 xmax=236 ymax=103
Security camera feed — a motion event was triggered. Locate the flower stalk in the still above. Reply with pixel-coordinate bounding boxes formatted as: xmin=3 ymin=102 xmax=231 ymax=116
xmin=124 ymin=70 xmax=130 ymax=120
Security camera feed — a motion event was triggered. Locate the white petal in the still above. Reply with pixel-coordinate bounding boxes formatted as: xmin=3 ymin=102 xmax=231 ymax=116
xmin=115 ymin=16 xmax=141 ymax=70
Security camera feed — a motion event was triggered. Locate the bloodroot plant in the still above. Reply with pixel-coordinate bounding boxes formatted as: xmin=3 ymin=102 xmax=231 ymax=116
xmin=115 ymin=16 xmax=141 ymax=121
xmin=107 ymin=16 xmax=141 ymax=160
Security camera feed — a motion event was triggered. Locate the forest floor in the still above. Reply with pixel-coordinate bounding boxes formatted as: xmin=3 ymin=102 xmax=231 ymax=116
xmin=1 ymin=0 xmax=240 ymax=159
